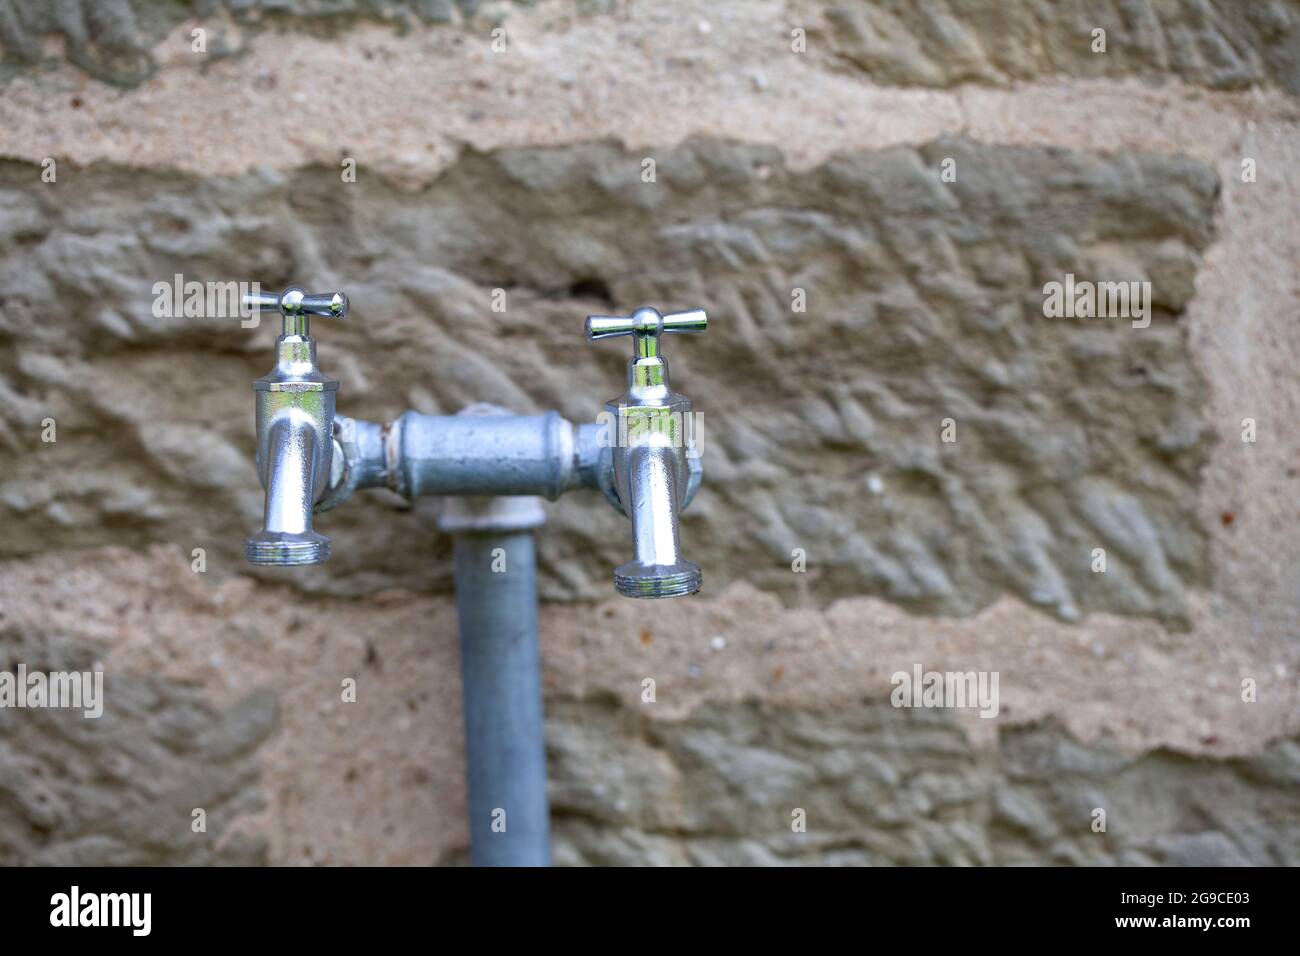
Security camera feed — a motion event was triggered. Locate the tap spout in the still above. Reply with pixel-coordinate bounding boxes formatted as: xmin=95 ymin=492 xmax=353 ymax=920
xmin=246 ymin=409 xmax=332 ymax=565
xmin=614 ymin=441 xmax=701 ymax=597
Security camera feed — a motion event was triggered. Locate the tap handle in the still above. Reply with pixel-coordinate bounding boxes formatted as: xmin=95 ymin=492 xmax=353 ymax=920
xmin=245 ymin=287 xmax=349 ymax=335
xmin=585 ymin=306 xmax=706 ymax=358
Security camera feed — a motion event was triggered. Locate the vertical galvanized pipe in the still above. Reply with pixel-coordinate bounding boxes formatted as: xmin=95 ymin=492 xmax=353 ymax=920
xmin=452 ymin=531 xmax=551 ymax=867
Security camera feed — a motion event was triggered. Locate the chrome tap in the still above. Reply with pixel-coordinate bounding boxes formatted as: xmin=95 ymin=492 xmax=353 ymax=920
xmin=586 ymin=306 xmax=707 ymax=598
xmin=243 ymin=287 xmax=348 ymax=566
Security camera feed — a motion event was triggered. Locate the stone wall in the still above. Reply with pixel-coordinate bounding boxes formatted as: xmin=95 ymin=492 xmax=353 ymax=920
xmin=0 ymin=0 xmax=1297 ymax=865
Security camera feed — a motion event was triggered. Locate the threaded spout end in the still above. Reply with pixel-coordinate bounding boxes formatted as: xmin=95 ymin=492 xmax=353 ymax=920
xmin=613 ymin=560 xmax=701 ymax=598
xmin=245 ymin=531 xmax=331 ymax=566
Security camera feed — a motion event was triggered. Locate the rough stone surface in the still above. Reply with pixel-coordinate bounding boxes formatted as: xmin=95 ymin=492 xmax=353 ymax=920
xmin=4 ymin=0 xmax=1299 ymax=93
xmin=0 ymin=1 xmax=1296 ymax=866
xmin=0 ymin=546 xmax=1294 ymax=865
xmin=548 ymin=699 xmax=1300 ymax=866
xmin=0 ymin=625 xmax=275 ymax=865
xmin=0 ymin=139 xmax=1218 ymax=623
xmin=0 ymin=0 xmax=483 ymax=85
xmin=810 ymin=0 xmax=1300 ymax=93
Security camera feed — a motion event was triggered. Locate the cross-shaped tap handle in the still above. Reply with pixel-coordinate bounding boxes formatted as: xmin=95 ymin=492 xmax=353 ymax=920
xmin=585 ymin=306 xmax=706 ymax=358
xmin=244 ymin=287 xmax=349 ymax=335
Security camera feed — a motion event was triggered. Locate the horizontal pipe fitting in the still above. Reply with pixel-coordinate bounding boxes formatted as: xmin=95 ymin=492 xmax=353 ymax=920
xmin=392 ymin=410 xmax=585 ymax=500
xmin=323 ymin=410 xmax=606 ymax=509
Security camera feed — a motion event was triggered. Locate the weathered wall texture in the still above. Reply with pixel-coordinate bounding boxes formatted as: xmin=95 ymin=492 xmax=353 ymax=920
xmin=0 ymin=140 xmax=1220 ymax=620
xmin=0 ymin=0 xmax=1298 ymax=865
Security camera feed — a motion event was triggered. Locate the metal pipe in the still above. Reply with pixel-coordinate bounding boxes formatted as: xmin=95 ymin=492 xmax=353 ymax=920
xmin=392 ymin=410 xmax=592 ymax=500
xmin=451 ymin=530 xmax=551 ymax=867
xmin=329 ymin=412 xmax=605 ymax=505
